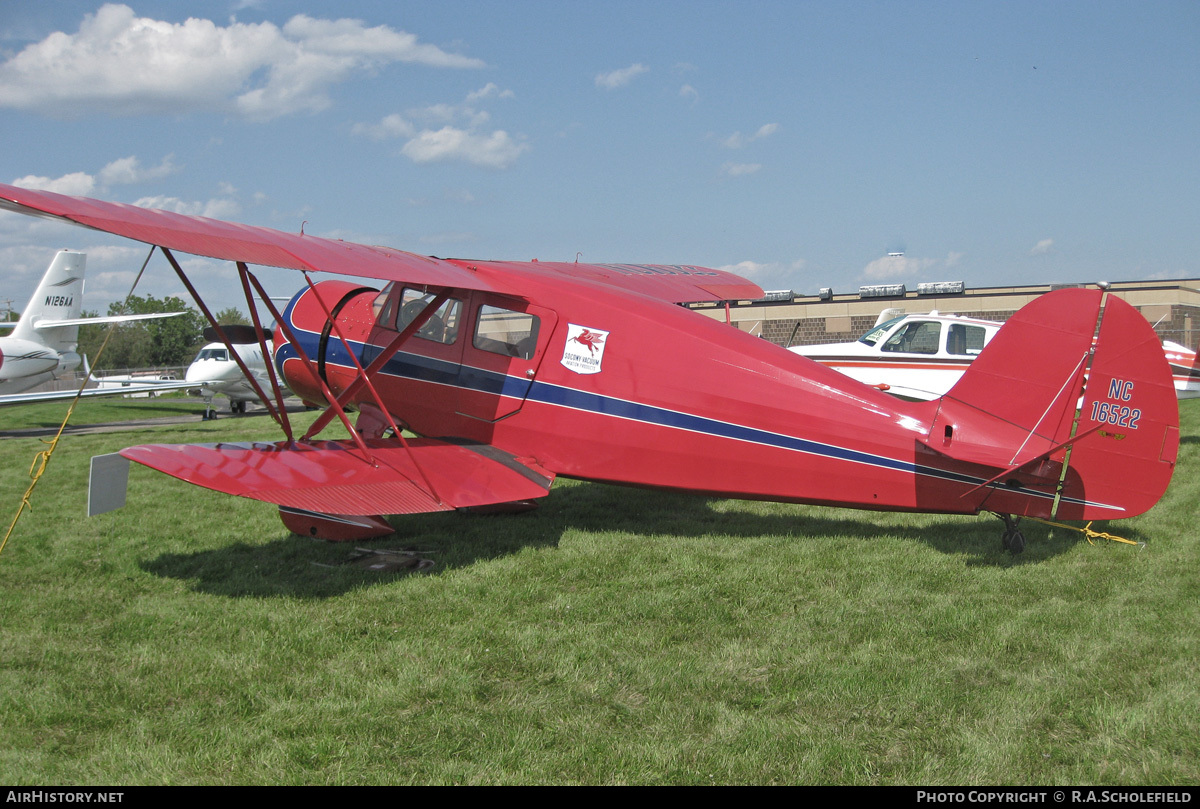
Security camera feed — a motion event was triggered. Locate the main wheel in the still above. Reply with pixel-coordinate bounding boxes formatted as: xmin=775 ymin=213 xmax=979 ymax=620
xmin=1002 ymin=529 xmax=1026 ymax=555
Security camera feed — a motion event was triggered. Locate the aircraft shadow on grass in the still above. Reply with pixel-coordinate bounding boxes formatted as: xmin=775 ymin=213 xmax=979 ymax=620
xmin=139 ymin=481 xmax=1141 ymax=599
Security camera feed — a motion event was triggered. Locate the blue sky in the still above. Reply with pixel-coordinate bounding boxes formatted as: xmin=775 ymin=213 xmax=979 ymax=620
xmin=0 ymin=0 xmax=1197 ymax=315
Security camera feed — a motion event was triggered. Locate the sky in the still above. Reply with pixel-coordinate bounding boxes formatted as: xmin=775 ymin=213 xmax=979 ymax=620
xmin=0 ymin=0 xmax=1197 ymax=316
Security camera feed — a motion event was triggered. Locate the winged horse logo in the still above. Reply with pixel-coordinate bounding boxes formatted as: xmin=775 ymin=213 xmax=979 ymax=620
xmin=571 ymin=329 xmax=605 ymax=355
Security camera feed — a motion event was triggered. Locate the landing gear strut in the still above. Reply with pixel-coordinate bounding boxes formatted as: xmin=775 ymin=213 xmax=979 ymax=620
xmin=994 ymin=513 xmax=1026 ymax=555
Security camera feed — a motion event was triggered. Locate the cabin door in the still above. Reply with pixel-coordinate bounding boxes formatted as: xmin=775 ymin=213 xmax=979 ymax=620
xmin=455 ymin=294 xmax=558 ymax=422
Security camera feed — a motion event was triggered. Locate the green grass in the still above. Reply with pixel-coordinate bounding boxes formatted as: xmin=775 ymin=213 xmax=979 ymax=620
xmin=0 ymin=402 xmax=1196 ymax=784
xmin=0 ymin=393 xmax=206 ymax=431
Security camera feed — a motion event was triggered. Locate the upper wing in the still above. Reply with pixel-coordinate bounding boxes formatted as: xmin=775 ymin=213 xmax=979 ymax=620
xmin=0 ymin=183 xmax=761 ymax=304
xmin=0 ymin=182 xmax=493 ymax=290
xmin=466 ymin=260 xmax=762 ymax=304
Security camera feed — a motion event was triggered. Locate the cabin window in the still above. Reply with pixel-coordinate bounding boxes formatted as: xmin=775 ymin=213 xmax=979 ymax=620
xmin=882 ymin=321 xmax=941 ymax=355
xmin=395 ymin=288 xmax=462 ymax=344
xmin=194 ymin=347 xmax=229 ymax=362
xmin=473 ymin=305 xmax=540 ymax=360
xmin=947 ymin=324 xmax=987 ymax=356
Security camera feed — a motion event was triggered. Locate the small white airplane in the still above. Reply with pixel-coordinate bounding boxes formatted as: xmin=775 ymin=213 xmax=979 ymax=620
xmin=792 ymin=309 xmax=1200 ymax=401
xmin=0 ymin=250 xmax=196 ymax=406
xmin=184 ymin=326 xmax=287 ymax=417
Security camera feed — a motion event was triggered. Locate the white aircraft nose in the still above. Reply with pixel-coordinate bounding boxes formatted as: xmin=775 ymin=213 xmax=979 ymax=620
xmin=186 ymin=360 xmax=239 ymax=384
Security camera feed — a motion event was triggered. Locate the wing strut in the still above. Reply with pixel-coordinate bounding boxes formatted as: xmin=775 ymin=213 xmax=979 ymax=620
xmin=236 ymin=261 xmax=295 ymax=434
xmin=301 ymin=288 xmax=451 ymax=441
xmin=162 ymin=248 xmax=293 ymax=439
xmin=296 ymin=278 xmax=450 ymax=506
xmin=237 ymin=270 xmax=380 ymax=464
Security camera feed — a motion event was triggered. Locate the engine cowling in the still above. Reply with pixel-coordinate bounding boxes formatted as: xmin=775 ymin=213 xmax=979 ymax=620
xmin=273 ymin=281 xmax=379 ymax=405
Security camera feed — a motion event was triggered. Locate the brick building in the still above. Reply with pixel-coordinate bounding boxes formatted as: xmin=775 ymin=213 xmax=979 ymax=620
xmin=688 ymin=278 xmax=1200 ymax=351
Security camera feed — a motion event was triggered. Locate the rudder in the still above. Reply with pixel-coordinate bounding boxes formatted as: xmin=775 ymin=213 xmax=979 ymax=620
xmin=931 ymin=288 xmax=1178 ymax=520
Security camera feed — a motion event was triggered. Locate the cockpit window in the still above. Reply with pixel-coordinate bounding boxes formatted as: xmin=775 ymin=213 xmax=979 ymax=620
xmin=395 ymin=288 xmax=462 ymax=345
xmin=194 ymin=347 xmax=229 ymax=362
xmin=859 ymin=316 xmax=907 ymax=347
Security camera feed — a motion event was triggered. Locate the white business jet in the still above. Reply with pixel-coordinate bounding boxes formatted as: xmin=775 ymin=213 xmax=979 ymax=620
xmin=185 ymin=325 xmax=287 ymax=418
xmin=0 ymin=250 xmax=194 ymax=405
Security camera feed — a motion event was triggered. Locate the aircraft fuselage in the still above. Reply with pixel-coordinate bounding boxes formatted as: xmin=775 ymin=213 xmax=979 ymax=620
xmin=273 ymin=264 xmax=1111 ymax=521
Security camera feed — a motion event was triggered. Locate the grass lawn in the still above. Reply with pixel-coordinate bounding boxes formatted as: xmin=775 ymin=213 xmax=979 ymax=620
xmin=0 ymin=400 xmax=1196 ymax=784
xmin=0 ymin=393 xmax=207 ymax=431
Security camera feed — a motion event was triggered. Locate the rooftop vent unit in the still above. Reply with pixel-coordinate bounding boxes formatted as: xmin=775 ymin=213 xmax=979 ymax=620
xmin=916 ymin=281 xmax=965 ymax=296
xmin=859 ymin=284 xmax=906 ymax=299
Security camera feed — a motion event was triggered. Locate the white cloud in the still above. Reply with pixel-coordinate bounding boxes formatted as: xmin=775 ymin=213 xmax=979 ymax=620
xmin=97 ymin=154 xmax=178 ymax=186
xmin=595 ymin=63 xmax=648 ymax=90
xmin=351 ymin=113 xmax=415 ymax=141
xmin=720 ymin=260 xmax=773 ymax=277
xmin=679 ymin=84 xmax=698 ymax=102
xmin=1031 ymin=238 xmax=1055 ymax=255
xmin=721 ymin=123 xmax=780 ymax=149
xmin=354 ymin=84 xmax=526 ymax=168
xmin=718 ymin=259 xmax=807 ymax=288
xmin=721 ymin=162 xmax=761 ymax=177
xmin=132 ymin=193 xmax=240 ymax=219
xmin=862 ymin=253 xmax=937 ymax=280
xmin=0 ymin=4 xmax=484 ymax=121
xmin=12 ymin=172 xmax=97 ymax=195
xmin=409 ymin=102 xmax=491 ymax=127
xmin=466 ymin=83 xmax=514 ymax=102
xmin=401 ymin=128 xmax=528 ymax=169
xmin=12 ymin=153 xmax=181 ymax=197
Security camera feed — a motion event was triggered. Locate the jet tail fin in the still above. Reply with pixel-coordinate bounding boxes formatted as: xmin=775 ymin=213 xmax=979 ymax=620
xmin=11 ymin=250 xmax=86 ymax=351
xmin=927 ymin=288 xmax=1179 ymax=520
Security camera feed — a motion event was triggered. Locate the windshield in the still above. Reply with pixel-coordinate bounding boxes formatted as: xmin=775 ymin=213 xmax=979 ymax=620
xmin=194 ymin=347 xmax=229 ymax=362
xmin=858 ymin=316 xmax=907 ymax=347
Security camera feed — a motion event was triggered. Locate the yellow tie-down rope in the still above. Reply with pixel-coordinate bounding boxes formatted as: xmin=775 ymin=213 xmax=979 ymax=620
xmin=1027 ymin=517 xmax=1142 ymax=549
xmin=0 ymin=248 xmax=157 ymax=560
xmin=0 ymin=398 xmax=85 ymax=558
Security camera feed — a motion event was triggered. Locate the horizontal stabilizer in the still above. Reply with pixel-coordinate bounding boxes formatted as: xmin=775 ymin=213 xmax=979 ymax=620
xmin=120 ymin=438 xmax=555 ymax=516
xmin=34 ymin=311 xmax=186 ymax=329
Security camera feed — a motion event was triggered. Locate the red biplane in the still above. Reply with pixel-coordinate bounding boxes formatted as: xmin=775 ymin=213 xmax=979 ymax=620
xmin=0 ymin=182 xmax=1180 ymax=553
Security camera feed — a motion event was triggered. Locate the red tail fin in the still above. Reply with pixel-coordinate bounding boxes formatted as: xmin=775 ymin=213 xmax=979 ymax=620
xmin=929 ymin=288 xmax=1178 ymax=520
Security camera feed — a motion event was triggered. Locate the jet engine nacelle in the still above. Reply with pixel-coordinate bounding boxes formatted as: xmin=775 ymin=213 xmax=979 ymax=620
xmin=0 ymin=338 xmax=62 ymax=381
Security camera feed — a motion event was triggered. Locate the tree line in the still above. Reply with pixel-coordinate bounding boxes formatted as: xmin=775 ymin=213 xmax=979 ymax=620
xmin=77 ymin=294 xmax=248 ymax=371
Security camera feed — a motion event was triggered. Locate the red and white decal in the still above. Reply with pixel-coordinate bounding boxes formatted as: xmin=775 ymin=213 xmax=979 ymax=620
xmin=562 ymin=324 xmax=609 ymax=375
